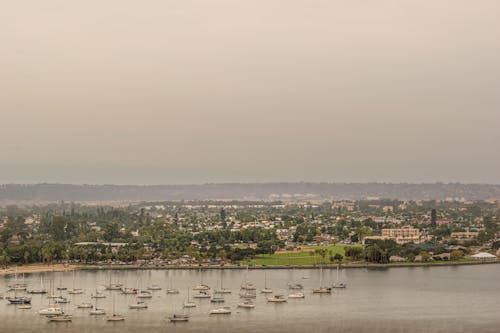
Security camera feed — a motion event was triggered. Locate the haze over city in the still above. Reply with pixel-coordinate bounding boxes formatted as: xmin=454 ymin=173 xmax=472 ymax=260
xmin=2 ymin=0 xmax=500 ymax=185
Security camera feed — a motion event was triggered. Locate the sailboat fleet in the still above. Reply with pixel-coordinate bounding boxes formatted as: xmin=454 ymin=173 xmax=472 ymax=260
xmin=2 ymin=265 xmax=348 ymax=324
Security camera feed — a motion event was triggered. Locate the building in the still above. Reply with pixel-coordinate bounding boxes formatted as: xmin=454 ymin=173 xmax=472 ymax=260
xmin=381 ymin=226 xmax=421 ymax=244
xmin=450 ymin=231 xmax=479 ymax=240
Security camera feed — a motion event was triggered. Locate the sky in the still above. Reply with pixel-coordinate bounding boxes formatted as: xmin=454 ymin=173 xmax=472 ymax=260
xmin=1 ymin=1 xmax=499 ymax=185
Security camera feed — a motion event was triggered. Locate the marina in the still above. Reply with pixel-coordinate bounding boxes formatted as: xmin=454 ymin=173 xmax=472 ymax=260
xmin=0 ymin=265 xmax=499 ymax=332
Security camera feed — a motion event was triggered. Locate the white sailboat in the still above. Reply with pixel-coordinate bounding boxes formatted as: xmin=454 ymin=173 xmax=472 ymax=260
xmin=166 ymin=276 xmax=179 ymax=294
xmin=106 ymin=294 xmax=124 ymax=321
xmin=237 ymin=300 xmax=255 ymax=309
xmin=214 ymin=271 xmax=231 ymax=294
xmin=89 ymin=297 xmax=106 ymax=315
xmin=240 ymin=265 xmax=256 ymax=290
xmin=312 ymin=264 xmax=332 ymax=294
xmin=183 ymin=288 xmax=196 ymax=308
xmin=68 ymin=271 xmax=83 ymax=294
xmin=193 ymin=268 xmax=210 ymax=290
xmin=260 ymin=271 xmax=273 ymax=294
xmin=332 ymin=264 xmax=347 ymax=289
xmin=209 ymin=306 xmax=231 ymax=315
xmin=267 ymin=294 xmax=288 ymax=303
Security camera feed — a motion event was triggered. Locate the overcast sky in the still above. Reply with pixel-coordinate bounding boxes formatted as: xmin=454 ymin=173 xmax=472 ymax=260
xmin=1 ymin=1 xmax=499 ymax=184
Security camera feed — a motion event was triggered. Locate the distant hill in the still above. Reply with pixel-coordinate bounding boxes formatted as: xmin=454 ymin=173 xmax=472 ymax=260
xmin=1 ymin=183 xmax=499 ymax=202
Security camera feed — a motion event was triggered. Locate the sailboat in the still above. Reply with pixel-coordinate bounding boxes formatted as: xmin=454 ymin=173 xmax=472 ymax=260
xmin=214 ymin=271 xmax=231 ymax=294
xmin=129 ymin=301 xmax=148 ymax=309
xmin=48 ymin=314 xmax=72 ymax=322
xmin=288 ymin=291 xmax=305 ymax=299
xmin=8 ymin=268 xmax=27 ymax=291
xmin=210 ymin=292 xmax=225 ymax=303
xmin=260 ymin=271 xmax=273 ymax=294
xmin=106 ymin=294 xmax=124 ymax=321
xmin=240 ymin=265 xmax=256 ymax=290
xmin=183 ymin=288 xmax=196 ymax=308
xmin=6 ymin=282 xmax=31 ymax=304
xmin=77 ymin=301 xmax=93 ymax=308
xmin=56 ymin=277 xmax=67 ymax=291
xmin=209 ymin=306 xmax=231 ymax=315
xmin=89 ymin=296 xmax=106 ymax=315
xmin=193 ymin=268 xmax=210 ymax=290
xmin=237 ymin=300 xmax=255 ymax=309
xmin=287 ymin=268 xmax=303 ymax=290
xmin=332 ymin=264 xmax=347 ymax=289
xmin=28 ymin=276 xmax=47 ymax=294
xmin=166 ymin=276 xmax=179 ymax=294
xmin=312 ymin=264 xmax=332 ymax=294
xmin=266 ymin=294 xmax=288 ymax=303
xmin=105 ymin=272 xmax=123 ymax=290
xmin=91 ymin=289 xmax=106 ymax=299
xmin=68 ymin=271 xmax=83 ymax=294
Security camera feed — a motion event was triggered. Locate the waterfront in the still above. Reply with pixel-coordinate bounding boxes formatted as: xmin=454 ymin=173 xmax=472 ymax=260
xmin=1 ymin=265 xmax=499 ymax=333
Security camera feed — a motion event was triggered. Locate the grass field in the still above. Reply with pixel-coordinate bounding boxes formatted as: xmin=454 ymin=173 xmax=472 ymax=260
xmin=242 ymin=245 xmax=346 ymax=266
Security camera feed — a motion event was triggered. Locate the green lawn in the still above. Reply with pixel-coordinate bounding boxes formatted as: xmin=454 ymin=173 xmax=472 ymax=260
xmin=242 ymin=245 xmax=346 ymax=266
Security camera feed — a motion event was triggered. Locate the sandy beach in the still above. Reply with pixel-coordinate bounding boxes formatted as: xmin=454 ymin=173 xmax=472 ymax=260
xmin=0 ymin=264 xmax=75 ymax=276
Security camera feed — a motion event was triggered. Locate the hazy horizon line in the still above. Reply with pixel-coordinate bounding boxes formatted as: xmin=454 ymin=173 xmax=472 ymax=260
xmin=2 ymin=181 xmax=500 ymax=186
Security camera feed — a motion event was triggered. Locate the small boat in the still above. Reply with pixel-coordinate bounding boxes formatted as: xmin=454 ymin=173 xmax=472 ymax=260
xmin=54 ymin=297 xmax=71 ymax=304
xmin=8 ymin=284 xmax=27 ymax=292
xmin=90 ymin=308 xmax=106 ymax=316
xmin=312 ymin=287 xmax=332 ymax=294
xmin=48 ymin=314 xmax=72 ymax=322
xmin=193 ymin=291 xmax=211 ymax=299
xmin=167 ymin=289 xmax=180 ymax=294
xmin=209 ymin=306 xmax=231 ymax=315
xmin=288 ymin=292 xmax=305 ymax=299
xmin=210 ymin=295 xmax=225 ymax=303
xmin=91 ymin=291 xmax=106 ymax=299
xmin=136 ymin=290 xmax=153 ymax=299
xmin=147 ymin=284 xmax=162 ymax=291
xmin=169 ymin=314 xmax=189 ymax=322
xmin=287 ymin=283 xmax=304 ymax=290
xmin=129 ymin=301 xmax=148 ymax=309
xmin=193 ymin=284 xmax=210 ymax=291
xmin=107 ymin=314 xmax=125 ymax=322
xmin=68 ymin=288 xmax=84 ymax=295
xmin=39 ymin=307 xmax=64 ymax=316
xmin=6 ymin=296 xmax=31 ymax=304
xmin=237 ymin=301 xmax=255 ymax=309
xmin=77 ymin=302 xmax=93 ymax=309
xmin=267 ymin=295 xmax=288 ymax=303
xmin=17 ymin=304 xmax=32 ymax=310
xmin=239 ymin=291 xmax=257 ymax=299
xmin=56 ymin=278 xmax=67 ymax=291
xmin=106 ymin=284 xmax=123 ymax=291
xmin=121 ymin=287 xmax=137 ymax=295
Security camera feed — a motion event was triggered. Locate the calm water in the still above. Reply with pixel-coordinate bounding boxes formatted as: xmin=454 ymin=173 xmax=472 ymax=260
xmin=1 ymin=265 xmax=499 ymax=333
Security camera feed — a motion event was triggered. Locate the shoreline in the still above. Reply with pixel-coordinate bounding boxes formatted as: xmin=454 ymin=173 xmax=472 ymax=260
xmin=1 ymin=260 xmax=498 ymax=276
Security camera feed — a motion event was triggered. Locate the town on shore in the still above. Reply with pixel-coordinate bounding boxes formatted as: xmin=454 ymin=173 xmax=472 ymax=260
xmin=1 ymin=198 xmax=499 ymax=273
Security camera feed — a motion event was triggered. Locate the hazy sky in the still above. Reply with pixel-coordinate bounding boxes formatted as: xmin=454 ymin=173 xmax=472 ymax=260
xmin=1 ymin=1 xmax=499 ymax=184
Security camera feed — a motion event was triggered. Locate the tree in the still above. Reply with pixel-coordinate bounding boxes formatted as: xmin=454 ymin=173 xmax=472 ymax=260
xmin=431 ymin=209 xmax=437 ymax=227
xmin=450 ymin=250 xmax=464 ymax=260
xmin=332 ymin=253 xmax=343 ymax=263
xmin=420 ymin=251 xmax=431 ymax=262
xmin=345 ymin=246 xmax=364 ymax=260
